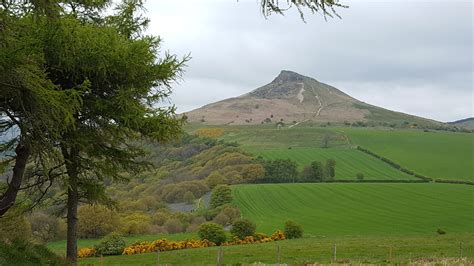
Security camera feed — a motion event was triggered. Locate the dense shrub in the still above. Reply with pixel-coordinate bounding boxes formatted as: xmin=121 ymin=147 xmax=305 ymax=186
xmin=210 ymin=185 xmax=233 ymax=208
xmin=213 ymin=213 xmax=231 ymax=226
xmin=120 ymin=213 xmax=152 ymax=235
xmin=284 ymin=220 xmax=303 ymax=239
xmin=183 ymin=191 xmax=196 ymax=204
xmin=0 ymin=214 xmax=31 ymax=243
xmin=198 ymin=222 xmax=226 ymax=245
xmin=78 ymin=205 xmax=119 ymax=238
xmin=264 ymin=159 xmax=298 ymax=182
xmin=0 ymin=240 xmax=65 ymax=266
xmin=29 ymin=212 xmax=60 ymax=243
xmin=205 ymin=171 xmax=227 ymax=188
xmin=163 ymin=218 xmax=184 ymax=234
xmin=230 ymin=219 xmax=256 ymax=240
xmin=437 ymin=228 xmax=447 ymax=235
xmin=356 ymin=173 xmax=364 ymax=181
xmin=94 ymin=233 xmax=126 ymax=256
xmin=325 ymin=159 xmax=336 ymax=179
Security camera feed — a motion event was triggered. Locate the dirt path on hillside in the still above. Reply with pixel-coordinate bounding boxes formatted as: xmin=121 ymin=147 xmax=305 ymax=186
xmin=289 ymin=85 xmax=324 ymax=128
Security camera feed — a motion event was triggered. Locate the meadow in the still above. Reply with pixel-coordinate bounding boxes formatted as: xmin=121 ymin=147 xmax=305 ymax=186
xmin=77 ymin=234 xmax=473 ymax=265
xmin=201 ymin=124 xmax=473 ymax=182
xmin=254 ymin=147 xmax=416 ymax=180
xmin=232 ymin=183 xmax=474 ymax=236
xmin=342 ymin=128 xmax=474 ymax=181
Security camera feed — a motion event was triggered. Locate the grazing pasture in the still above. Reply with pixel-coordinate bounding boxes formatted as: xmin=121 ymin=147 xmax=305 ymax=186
xmin=342 ymin=128 xmax=474 ymax=181
xmin=254 ymin=147 xmax=416 ymax=180
xmin=232 ymin=183 xmax=474 ymax=236
xmin=77 ymin=234 xmax=474 ymax=265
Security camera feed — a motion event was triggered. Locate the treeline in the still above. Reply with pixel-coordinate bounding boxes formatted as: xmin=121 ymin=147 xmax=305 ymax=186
xmin=356 ymin=146 xmax=432 ymax=181
xmin=256 ymin=158 xmax=337 ymax=183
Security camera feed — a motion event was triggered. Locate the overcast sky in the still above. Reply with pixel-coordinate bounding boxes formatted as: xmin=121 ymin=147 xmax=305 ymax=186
xmin=145 ymin=0 xmax=473 ymax=122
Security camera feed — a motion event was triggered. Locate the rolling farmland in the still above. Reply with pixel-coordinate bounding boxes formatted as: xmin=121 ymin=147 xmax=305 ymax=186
xmin=343 ymin=128 xmax=474 ymax=181
xmin=255 ymin=147 xmax=416 ymax=180
xmin=207 ymin=125 xmax=473 ymax=182
xmin=232 ymin=183 xmax=474 ymax=236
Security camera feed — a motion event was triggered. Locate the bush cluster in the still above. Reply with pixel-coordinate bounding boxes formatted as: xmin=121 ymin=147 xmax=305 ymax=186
xmin=198 ymin=222 xmax=227 ymax=245
xmin=284 ymin=220 xmax=303 ymax=239
xmin=94 ymin=233 xmax=126 ymax=256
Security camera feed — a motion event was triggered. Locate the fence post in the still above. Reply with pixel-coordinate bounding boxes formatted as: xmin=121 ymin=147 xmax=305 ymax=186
xmin=276 ymin=244 xmax=281 ymax=265
xmin=156 ymin=249 xmax=160 ymax=266
xmin=217 ymin=247 xmax=223 ymax=266
xmin=389 ymin=246 xmax=393 ymax=263
xmin=333 ymin=243 xmax=337 ymax=262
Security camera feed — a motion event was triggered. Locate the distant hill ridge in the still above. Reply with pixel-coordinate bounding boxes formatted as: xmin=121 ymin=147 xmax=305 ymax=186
xmin=185 ymin=70 xmax=441 ymax=126
xmin=448 ymin=117 xmax=474 ymax=129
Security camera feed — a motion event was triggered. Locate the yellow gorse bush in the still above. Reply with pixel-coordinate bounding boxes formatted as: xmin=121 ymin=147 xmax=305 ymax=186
xmin=77 ymin=247 xmax=96 ymax=258
xmin=122 ymin=239 xmax=217 ymax=255
xmin=79 ymin=230 xmax=286 ymax=257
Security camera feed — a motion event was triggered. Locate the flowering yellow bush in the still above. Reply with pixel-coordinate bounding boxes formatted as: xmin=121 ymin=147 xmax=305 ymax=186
xmin=77 ymin=247 xmax=96 ymax=258
xmin=271 ymin=230 xmax=286 ymax=240
xmin=80 ymin=230 xmax=286 ymax=257
xmin=122 ymin=239 xmax=216 ymax=255
xmin=223 ymin=231 xmax=284 ymax=246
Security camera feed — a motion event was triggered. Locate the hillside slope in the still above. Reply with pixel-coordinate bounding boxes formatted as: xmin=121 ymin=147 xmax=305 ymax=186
xmin=449 ymin=117 xmax=474 ymax=129
xmin=185 ymin=70 xmax=441 ymax=127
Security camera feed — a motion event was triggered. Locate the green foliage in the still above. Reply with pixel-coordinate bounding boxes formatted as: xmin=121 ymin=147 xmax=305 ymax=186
xmin=120 ymin=213 xmax=152 ymax=235
xmin=78 ymin=205 xmax=119 ymax=238
xmin=94 ymin=233 xmax=126 ymax=256
xmin=264 ymin=159 xmax=298 ymax=182
xmin=163 ymin=218 xmax=184 ymax=234
xmin=284 ymin=220 xmax=303 ymax=239
xmin=231 ymin=219 xmax=256 ymax=240
xmin=0 ymin=214 xmax=31 ymax=243
xmin=325 ymin=159 xmax=336 ymax=179
xmin=210 ymin=185 xmax=233 ymax=209
xmin=197 ymin=222 xmax=226 ymax=245
xmin=356 ymin=173 xmax=365 ymax=181
xmin=183 ymin=191 xmax=196 ymax=204
xmin=205 ymin=171 xmax=226 ymax=188
xmin=437 ymin=228 xmax=446 ymax=235
xmin=29 ymin=212 xmax=61 ymax=243
xmin=310 ymin=161 xmax=324 ymax=181
xmin=0 ymin=240 xmax=65 ymax=266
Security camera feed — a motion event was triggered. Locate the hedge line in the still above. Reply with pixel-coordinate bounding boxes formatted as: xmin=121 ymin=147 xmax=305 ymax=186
xmin=254 ymin=178 xmax=429 ymax=184
xmin=434 ymin=179 xmax=474 ymax=186
xmin=356 ymin=146 xmax=432 ymax=181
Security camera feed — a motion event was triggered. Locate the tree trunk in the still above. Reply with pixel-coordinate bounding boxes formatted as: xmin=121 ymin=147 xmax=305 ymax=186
xmin=66 ymin=173 xmax=79 ymax=265
xmin=0 ymin=141 xmax=30 ymax=217
xmin=63 ymin=145 xmax=79 ymax=265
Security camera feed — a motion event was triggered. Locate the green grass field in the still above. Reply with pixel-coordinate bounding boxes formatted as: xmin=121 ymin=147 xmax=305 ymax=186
xmin=200 ymin=124 xmax=473 ymax=182
xmin=342 ymin=128 xmax=474 ymax=181
xmin=77 ymin=234 xmax=474 ymax=265
xmin=255 ymin=147 xmax=416 ymax=180
xmin=232 ymin=183 xmax=474 ymax=236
